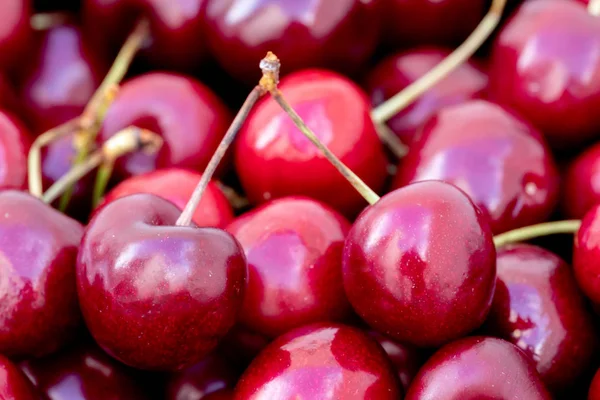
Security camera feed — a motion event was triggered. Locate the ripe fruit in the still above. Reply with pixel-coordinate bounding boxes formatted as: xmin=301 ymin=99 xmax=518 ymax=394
xmin=562 ymin=142 xmax=600 ymax=219
xmin=0 ymin=111 xmax=31 ymax=190
xmin=0 ymin=355 xmax=39 ymax=400
xmin=574 ymin=204 xmax=600 ymax=306
xmin=0 ymin=0 xmax=33 ymax=73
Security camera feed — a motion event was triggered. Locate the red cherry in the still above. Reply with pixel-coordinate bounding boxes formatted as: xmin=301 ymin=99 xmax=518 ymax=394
xmin=405 ymin=337 xmax=551 ymax=399
xmin=0 ymin=0 xmax=34 ymax=73
xmin=204 ymin=0 xmax=382 ymax=84
xmin=343 ymin=180 xmax=496 ymax=347
xmin=489 ymin=0 xmax=600 ymax=149
xmin=235 ymin=69 xmax=388 ymax=217
xmin=99 ymin=72 xmax=232 ymax=180
xmin=485 ymin=244 xmax=597 ymax=392
xmin=562 ymin=142 xmax=600 ymax=219
xmin=76 ymin=194 xmax=247 ymax=370
xmin=204 ymin=390 xmax=233 ymax=400
xmin=226 ymin=196 xmax=352 ymax=338
xmin=20 ymin=341 xmax=147 ymax=400
xmin=0 ymin=355 xmax=40 ymax=400
xmin=590 ymin=368 xmax=600 ymax=400
xmin=364 ymin=47 xmax=488 ymax=148
xmin=0 ymin=111 xmax=31 ymax=190
xmin=393 ymin=100 xmax=560 ymax=235
xmin=0 ymin=190 xmax=83 ymax=358
xmin=574 ymin=204 xmax=600 ymax=306
xmin=101 ymin=168 xmax=234 ymax=229
xmin=233 ymin=323 xmax=402 ymax=399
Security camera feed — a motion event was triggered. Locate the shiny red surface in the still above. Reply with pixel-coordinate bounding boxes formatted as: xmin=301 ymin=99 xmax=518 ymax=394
xmin=489 ymin=0 xmax=600 ymax=149
xmin=233 ymin=323 xmax=401 ymax=399
xmin=562 ymin=142 xmax=600 ymax=219
xmin=0 ymin=191 xmax=83 ymax=358
xmin=235 ymin=69 xmax=388 ymax=217
xmin=76 ymin=194 xmax=247 ymax=370
xmin=405 ymin=337 xmax=551 ymax=399
xmin=590 ymin=368 xmax=600 ymax=400
xmin=0 ymin=0 xmax=33 ymax=72
xmin=0 ymin=355 xmax=39 ymax=400
xmin=227 ymin=197 xmax=352 ymax=338
xmin=343 ymin=180 xmax=496 ymax=347
xmin=486 ymin=244 xmax=597 ymax=391
xmin=0 ymin=111 xmax=31 ymax=190
xmin=393 ymin=100 xmax=560 ymax=234
xmin=574 ymin=204 xmax=600 ymax=306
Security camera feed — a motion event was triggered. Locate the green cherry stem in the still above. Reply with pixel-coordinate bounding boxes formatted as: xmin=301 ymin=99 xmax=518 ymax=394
xmin=493 ymin=220 xmax=582 ymax=249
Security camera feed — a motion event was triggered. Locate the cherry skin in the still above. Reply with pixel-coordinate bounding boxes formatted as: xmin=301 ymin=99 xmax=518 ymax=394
xmin=226 ymin=196 xmax=353 ymax=338
xmin=235 ymin=69 xmax=388 ymax=218
xmin=562 ymin=142 xmax=600 ymax=219
xmin=489 ymin=0 xmax=600 ymax=149
xmin=393 ymin=100 xmax=560 ymax=235
xmin=99 ymin=72 xmax=232 ymax=181
xmin=233 ymin=323 xmax=402 ymax=399
xmin=0 ymin=0 xmax=34 ymax=74
xmin=574 ymin=204 xmax=600 ymax=307
xmin=364 ymin=47 xmax=488 ymax=148
xmin=0 ymin=190 xmax=83 ymax=359
xmin=485 ymin=244 xmax=597 ymax=392
xmin=204 ymin=0 xmax=382 ymax=84
xmin=405 ymin=337 xmax=551 ymax=399
xmin=590 ymin=368 xmax=600 ymax=400
xmin=100 ymin=168 xmax=234 ymax=229
xmin=0 ymin=355 xmax=40 ymax=400
xmin=343 ymin=180 xmax=496 ymax=348
xmin=76 ymin=194 xmax=247 ymax=370
xmin=0 ymin=111 xmax=32 ymax=190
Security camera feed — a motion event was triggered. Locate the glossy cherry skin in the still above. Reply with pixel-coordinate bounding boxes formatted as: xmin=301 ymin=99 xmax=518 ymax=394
xmin=343 ymin=180 xmax=496 ymax=348
xmin=0 ymin=111 xmax=31 ymax=190
xmin=101 ymin=168 xmax=234 ymax=229
xmin=393 ymin=100 xmax=560 ymax=235
xmin=364 ymin=47 xmax=488 ymax=148
xmin=20 ymin=342 xmax=147 ymax=400
xmin=204 ymin=0 xmax=382 ymax=84
xmin=99 ymin=72 xmax=232 ymax=181
xmin=226 ymin=196 xmax=352 ymax=338
xmin=405 ymin=337 xmax=551 ymax=399
xmin=18 ymin=22 xmax=106 ymax=133
xmin=489 ymin=0 xmax=600 ymax=149
xmin=82 ymin=0 xmax=208 ymax=71
xmin=562 ymin=142 xmax=600 ymax=219
xmin=0 ymin=0 xmax=33 ymax=73
xmin=235 ymin=69 xmax=388 ymax=218
xmin=485 ymin=244 xmax=597 ymax=392
xmin=0 ymin=355 xmax=40 ymax=400
xmin=77 ymin=194 xmax=247 ymax=370
xmin=233 ymin=323 xmax=402 ymax=399
xmin=166 ymin=352 xmax=237 ymax=400
xmin=0 ymin=190 xmax=83 ymax=358
xmin=574 ymin=204 xmax=600 ymax=307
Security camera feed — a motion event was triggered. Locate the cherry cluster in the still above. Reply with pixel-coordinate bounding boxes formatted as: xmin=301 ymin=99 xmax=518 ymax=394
xmin=1 ymin=0 xmax=600 ymax=399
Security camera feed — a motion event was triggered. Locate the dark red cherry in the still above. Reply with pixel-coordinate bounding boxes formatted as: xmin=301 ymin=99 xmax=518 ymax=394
xmin=101 ymin=168 xmax=234 ymax=228
xmin=364 ymin=47 xmax=488 ymax=148
xmin=590 ymin=368 xmax=600 ymax=400
xmin=343 ymin=180 xmax=496 ymax=347
xmin=382 ymin=0 xmax=486 ymax=48
xmin=0 ymin=0 xmax=34 ymax=73
xmin=82 ymin=0 xmax=208 ymax=71
xmin=235 ymin=69 xmax=388 ymax=217
xmin=393 ymin=100 xmax=560 ymax=235
xmin=205 ymin=391 xmax=233 ymax=400
xmin=204 ymin=0 xmax=382 ymax=84
xmin=0 ymin=355 xmax=40 ymax=400
xmin=485 ymin=244 xmax=597 ymax=392
xmin=76 ymin=194 xmax=247 ymax=370
xmin=574 ymin=204 xmax=600 ymax=306
xmin=0 ymin=190 xmax=83 ymax=358
xmin=233 ymin=323 xmax=402 ymax=399
xmin=166 ymin=352 xmax=237 ymax=400
xmin=20 ymin=341 xmax=147 ymax=400
xmin=18 ymin=22 xmax=107 ymax=133
xmin=0 ymin=111 xmax=31 ymax=190
xmin=405 ymin=337 xmax=551 ymax=399
xmin=99 ymin=72 xmax=232 ymax=181
xmin=562 ymin=142 xmax=600 ymax=219
xmin=226 ymin=196 xmax=352 ymax=338
xmin=489 ymin=0 xmax=600 ymax=149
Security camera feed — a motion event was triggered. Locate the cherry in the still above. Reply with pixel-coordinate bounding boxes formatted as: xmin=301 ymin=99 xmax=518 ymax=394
xmin=343 ymin=180 xmax=496 ymax=348
xmin=488 ymin=0 xmax=600 ymax=149
xmin=393 ymin=100 xmax=560 ymax=235
xmin=235 ymin=69 xmax=388 ymax=217
xmin=405 ymin=337 xmax=551 ymax=399
xmin=226 ymin=196 xmax=352 ymax=338
xmin=562 ymin=142 xmax=600 ymax=219
xmin=204 ymin=391 xmax=233 ymax=400
xmin=0 ymin=111 xmax=32 ymax=190
xmin=204 ymin=0 xmax=382 ymax=84
xmin=0 ymin=355 xmax=40 ymax=400
xmin=233 ymin=323 xmax=402 ymax=399
xmin=574 ymin=204 xmax=600 ymax=306
xmin=485 ymin=244 xmax=597 ymax=392
xmin=0 ymin=0 xmax=34 ymax=73
xmin=99 ymin=72 xmax=232 ymax=181
xmin=0 ymin=190 xmax=83 ymax=359
xmin=591 ymin=368 xmax=600 ymax=400
xmin=364 ymin=47 xmax=488 ymax=148
xmin=101 ymin=168 xmax=234 ymax=228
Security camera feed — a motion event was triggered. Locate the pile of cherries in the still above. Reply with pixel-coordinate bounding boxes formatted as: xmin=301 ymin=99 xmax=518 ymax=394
xmin=2 ymin=0 xmax=600 ymax=399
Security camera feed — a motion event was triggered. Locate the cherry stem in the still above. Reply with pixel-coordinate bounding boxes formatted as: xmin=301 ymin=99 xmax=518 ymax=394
xmin=30 ymin=12 xmax=70 ymax=31
xmin=175 ymin=85 xmax=265 ymax=226
xmin=216 ymin=182 xmax=250 ymax=210
xmin=493 ymin=220 xmax=581 ymax=249
xmin=370 ymin=0 xmax=507 ymax=125
xmin=375 ymin=124 xmax=409 ymax=159
xmin=91 ymin=161 xmax=115 ymax=209
xmin=589 ymin=0 xmax=600 ymax=16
